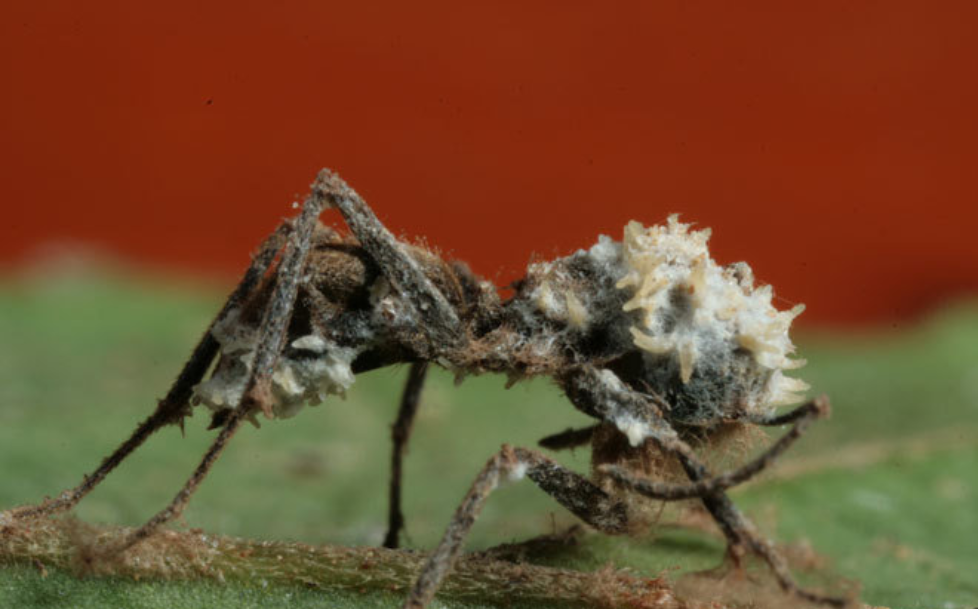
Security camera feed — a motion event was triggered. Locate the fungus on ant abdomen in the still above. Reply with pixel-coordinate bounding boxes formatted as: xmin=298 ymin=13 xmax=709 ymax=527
xmin=9 ymin=169 xmax=846 ymax=607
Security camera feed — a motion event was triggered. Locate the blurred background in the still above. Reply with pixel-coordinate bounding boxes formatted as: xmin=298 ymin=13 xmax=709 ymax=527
xmin=2 ymin=0 xmax=977 ymax=325
xmin=2 ymin=2 xmax=977 ymax=608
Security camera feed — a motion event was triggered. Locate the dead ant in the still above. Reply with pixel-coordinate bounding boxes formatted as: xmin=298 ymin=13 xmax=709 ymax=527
xmin=8 ymin=169 xmax=847 ymax=607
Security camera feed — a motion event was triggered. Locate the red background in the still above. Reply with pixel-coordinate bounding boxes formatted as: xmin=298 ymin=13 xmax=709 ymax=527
xmin=2 ymin=1 xmax=977 ymax=326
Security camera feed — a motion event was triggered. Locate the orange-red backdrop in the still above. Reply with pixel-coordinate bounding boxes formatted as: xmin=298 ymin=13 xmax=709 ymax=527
xmin=2 ymin=1 xmax=977 ymax=326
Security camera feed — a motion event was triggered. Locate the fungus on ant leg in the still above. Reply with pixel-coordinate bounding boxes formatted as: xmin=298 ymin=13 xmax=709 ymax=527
xmin=8 ymin=169 xmax=848 ymax=608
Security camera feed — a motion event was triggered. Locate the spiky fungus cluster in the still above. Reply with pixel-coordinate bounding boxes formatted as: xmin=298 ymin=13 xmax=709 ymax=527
xmin=614 ymin=215 xmax=808 ymax=423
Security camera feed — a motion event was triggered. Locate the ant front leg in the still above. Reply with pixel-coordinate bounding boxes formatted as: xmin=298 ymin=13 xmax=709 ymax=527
xmin=564 ymin=366 xmax=848 ymax=607
xmin=111 ymin=176 xmax=328 ymax=553
xmin=7 ymin=223 xmax=290 ymax=523
xmin=402 ymin=446 xmax=628 ymax=609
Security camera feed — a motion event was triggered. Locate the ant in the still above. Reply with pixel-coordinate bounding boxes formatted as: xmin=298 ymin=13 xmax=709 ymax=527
xmin=8 ymin=169 xmax=847 ymax=607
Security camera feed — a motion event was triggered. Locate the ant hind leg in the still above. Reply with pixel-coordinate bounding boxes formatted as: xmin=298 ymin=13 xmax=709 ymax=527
xmin=604 ymin=410 xmax=846 ymax=605
xmin=672 ymin=448 xmax=848 ymax=607
xmin=566 ymin=367 xmax=847 ymax=606
xmin=600 ymin=397 xmax=830 ymax=500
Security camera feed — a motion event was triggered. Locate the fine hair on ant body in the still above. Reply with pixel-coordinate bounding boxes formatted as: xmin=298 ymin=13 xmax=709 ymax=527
xmin=9 ymin=169 xmax=847 ymax=608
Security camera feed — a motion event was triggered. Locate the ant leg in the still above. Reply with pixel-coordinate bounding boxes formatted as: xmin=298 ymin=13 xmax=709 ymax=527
xmin=114 ymin=177 xmax=328 ymax=552
xmin=744 ymin=400 xmax=827 ymax=426
xmin=672 ymin=449 xmax=848 ymax=607
xmin=600 ymin=397 xmax=829 ymax=499
xmin=114 ymin=406 xmax=249 ymax=552
xmin=312 ymin=169 xmax=464 ymax=351
xmin=594 ymin=403 xmax=848 ymax=603
xmin=8 ymin=224 xmax=289 ymax=522
xmin=402 ymin=446 xmax=628 ymax=609
xmin=565 ymin=367 xmax=846 ymax=606
xmin=383 ymin=361 xmax=429 ymax=549
xmin=648 ymin=411 xmax=847 ymax=606
xmin=538 ymin=424 xmax=599 ymax=451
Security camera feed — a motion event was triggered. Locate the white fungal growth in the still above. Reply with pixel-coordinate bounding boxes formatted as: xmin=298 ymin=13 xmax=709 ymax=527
xmin=596 ymin=369 xmax=677 ymax=446
xmin=587 ymin=234 xmax=621 ymax=265
xmin=617 ymin=416 xmax=654 ymax=447
xmin=565 ymin=291 xmax=589 ymax=330
xmin=193 ymin=309 xmax=359 ymax=419
xmin=535 ymin=280 xmax=561 ymax=318
xmin=291 ymin=334 xmax=328 ymax=353
xmin=526 ymin=262 xmax=591 ymax=332
xmin=506 ymin=462 xmax=529 ymax=482
xmin=617 ymin=215 xmax=808 ymax=410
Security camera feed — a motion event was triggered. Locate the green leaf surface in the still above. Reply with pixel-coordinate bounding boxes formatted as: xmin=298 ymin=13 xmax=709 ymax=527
xmin=1 ymin=271 xmax=976 ymax=608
